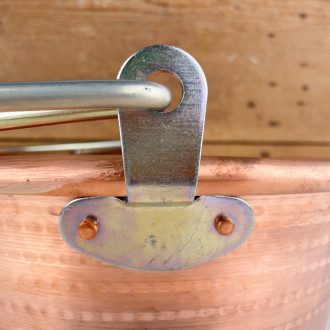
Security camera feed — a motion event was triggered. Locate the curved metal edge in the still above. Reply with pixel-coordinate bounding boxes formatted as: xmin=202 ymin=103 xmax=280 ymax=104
xmin=118 ymin=44 xmax=207 ymax=86
xmin=117 ymin=45 xmax=208 ymax=204
xmin=59 ymin=195 xmax=254 ymax=271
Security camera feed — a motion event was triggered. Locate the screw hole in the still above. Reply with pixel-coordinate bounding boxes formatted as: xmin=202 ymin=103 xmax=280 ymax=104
xmin=146 ymin=70 xmax=183 ymax=112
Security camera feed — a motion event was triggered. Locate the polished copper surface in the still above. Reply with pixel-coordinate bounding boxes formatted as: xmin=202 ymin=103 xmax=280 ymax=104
xmin=215 ymin=215 xmax=235 ymax=236
xmin=0 ymin=156 xmax=329 ymax=329
xmin=0 ymin=192 xmax=329 ymax=329
xmin=0 ymin=155 xmax=329 ymax=197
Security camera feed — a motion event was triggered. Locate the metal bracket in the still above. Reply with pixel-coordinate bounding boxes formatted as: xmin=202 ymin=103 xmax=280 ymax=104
xmin=59 ymin=45 xmax=254 ymax=271
xmin=118 ymin=45 xmax=207 ymax=204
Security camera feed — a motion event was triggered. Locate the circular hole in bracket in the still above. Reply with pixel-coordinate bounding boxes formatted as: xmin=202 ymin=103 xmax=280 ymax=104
xmin=146 ymin=70 xmax=183 ymax=112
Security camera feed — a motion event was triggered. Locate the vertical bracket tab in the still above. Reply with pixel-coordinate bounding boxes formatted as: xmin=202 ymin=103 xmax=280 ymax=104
xmin=118 ymin=45 xmax=207 ymax=204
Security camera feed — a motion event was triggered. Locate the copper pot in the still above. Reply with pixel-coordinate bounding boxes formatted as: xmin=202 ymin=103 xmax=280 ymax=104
xmin=0 ymin=155 xmax=329 ymax=329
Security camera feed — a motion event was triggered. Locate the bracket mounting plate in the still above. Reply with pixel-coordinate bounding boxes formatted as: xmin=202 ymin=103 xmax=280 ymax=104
xmin=60 ymin=196 xmax=254 ymax=271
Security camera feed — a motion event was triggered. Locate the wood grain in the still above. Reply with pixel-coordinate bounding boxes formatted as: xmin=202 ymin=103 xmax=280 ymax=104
xmin=0 ymin=192 xmax=329 ymax=329
xmin=0 ymin=1 xmax=329 ymax=157
xmin=202 ymin=142 xmax=330 ymax=159
xmin=0 ymin=155 xmax=329 ymax=197
xmin=1 ymin=140 xmax=330 ymax=159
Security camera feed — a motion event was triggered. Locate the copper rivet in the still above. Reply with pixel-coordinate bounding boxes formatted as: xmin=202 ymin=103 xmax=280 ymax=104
xmin=215 ymin=215 xmax=235 ymax=236
xmin=78 ymin=217 xmax=99 ymax=240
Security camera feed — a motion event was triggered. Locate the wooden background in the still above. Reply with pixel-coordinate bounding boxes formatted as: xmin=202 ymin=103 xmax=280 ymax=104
xmin=0 ymin=0 xmax=329 ymax=159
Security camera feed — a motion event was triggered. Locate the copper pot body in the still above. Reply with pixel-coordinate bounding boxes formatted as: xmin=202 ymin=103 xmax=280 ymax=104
xmin=0 ymin=156 xmax=329 ymax=329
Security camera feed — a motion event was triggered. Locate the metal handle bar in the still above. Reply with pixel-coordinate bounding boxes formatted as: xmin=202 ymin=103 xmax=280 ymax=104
xmin=0 ymin=140 xmax=121 ymax=154
xmin=0 ymin=80 xmax=171 ymax=111
xmin=0 ymin=109 xmax=118 ymax=131
xmin=0 ymin=80 xmax=171 ymax=131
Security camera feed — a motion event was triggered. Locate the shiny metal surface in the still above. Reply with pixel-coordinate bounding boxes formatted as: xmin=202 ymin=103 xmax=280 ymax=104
xmin=0 ymin=109 xmax=118 ymax=131
xmin=3 ymin=193 xmax=330 ymax=329
xmin=59 ymin=46 xmax=254 ymax=270
xmin=0 ymin=80 xmax=171 ymax=111
xmin=0 ymin=155 xmax=329 ymax=196
xmin=118 ymin=45 xmax=208 ymax=204
xmin=59 ymin=196 xmax=254 ymax=271
xmin=0 ymin=140 xmax=121 ymax=154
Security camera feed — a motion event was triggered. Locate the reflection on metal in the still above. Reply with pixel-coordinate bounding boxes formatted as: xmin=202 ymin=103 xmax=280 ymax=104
xmin=0 ymin=80 xmax=171 ymax=111
xmin=60 ymin=196 xmax=254 ymax=271
xmin=78 ymin=216 xmax=99 ymax=240
xmin=0 ymin=80 xmax=172 ymax=131
xmin=59 ymin=45 xmax=254 ymax=271
xmin=0 ymin=109 xmax=118 ymax=131
xmin=118 ymin=44 xmax=207 ymax=204
xmin=0 ymin=140 xmax=121 ymax=154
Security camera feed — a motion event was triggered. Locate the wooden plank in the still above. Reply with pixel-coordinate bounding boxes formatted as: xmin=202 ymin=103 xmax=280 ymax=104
xmin=202 ymin=142 xmax=330 ymax=159
xmin=0 ymin=192 xmax=329 ymax=329
xmin=0 ymin=155 xmax=329 ymax=197
xmin=0 ymin=140 xmax=329 ymax=159
xmin=0 ymin=0 xmax=328 ymax=152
